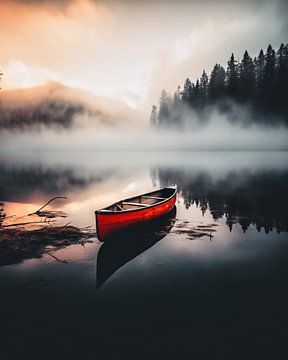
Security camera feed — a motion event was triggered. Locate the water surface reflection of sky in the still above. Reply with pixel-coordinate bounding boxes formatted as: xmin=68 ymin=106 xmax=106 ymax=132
xmin=1 ymin=151 xmax=288 ymax=358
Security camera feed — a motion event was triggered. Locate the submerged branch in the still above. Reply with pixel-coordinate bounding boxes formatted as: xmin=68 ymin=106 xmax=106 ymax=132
xmin=0 ymin=195 xmax=95 ymax=266
xmin=44 ymin=251 xmax=68 ymax=264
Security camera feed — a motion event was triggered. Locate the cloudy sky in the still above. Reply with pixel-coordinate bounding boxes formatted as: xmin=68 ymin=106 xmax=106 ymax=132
xmin=0 ymin=0 xmax=287 ymax=108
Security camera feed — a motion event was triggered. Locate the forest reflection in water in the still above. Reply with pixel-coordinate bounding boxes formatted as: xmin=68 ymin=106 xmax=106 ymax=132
xmin=153 ymin=166 xmax=288 ymax=234
xmin=0 ymin=151 xmax=287 ymax=272
xmin=0 ymin=150 xmax=288 ymax=268
xmin=1 ymin=151 xmax=288 ymax=359
xmin=1 ymin=151 xmax=288 ymax=233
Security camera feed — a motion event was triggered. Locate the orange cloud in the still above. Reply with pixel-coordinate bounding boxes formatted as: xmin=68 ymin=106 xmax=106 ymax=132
xmin=0 ymin=0 xmax=115 ymax=68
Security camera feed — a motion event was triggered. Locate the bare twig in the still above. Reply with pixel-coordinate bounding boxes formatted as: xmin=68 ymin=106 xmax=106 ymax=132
xmin=28 ymin=196 xmax=67 ymax=216
xmin=44 ymin=251 xmax=68 ymax=264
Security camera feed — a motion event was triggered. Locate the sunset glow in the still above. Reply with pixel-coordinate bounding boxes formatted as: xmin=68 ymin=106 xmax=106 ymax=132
xmin=1 ymin=0 xmax=287 ymax=109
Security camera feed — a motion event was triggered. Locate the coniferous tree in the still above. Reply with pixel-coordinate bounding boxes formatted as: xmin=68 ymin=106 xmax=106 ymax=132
xmin=239 ymin=50 xmax=256 ymax=102
xmin=199 ymin=70 xmax=209 ymax=106
xmin=158 ymin=89 xmax=172 ymax=127
xmin=182 ymin=78 xmax=193 ymax=104
xmin=194 ymin=79 xmax=200 ymax=106
xmin=172 ymin=86 xmax=182 ymax=126
xmin=173 ymin=86 xmax=181 ymax=108
xmin=153 ymin=44 xmax=288 ymax=128
xmin=262 ymin=44 xmax=276 ymax=110
xmin=209 ymin=64 xmax=226 ymax=101
xmin=150 ymin=105 xmax=158 ymax=127
xmin=255 ymin=49 xmax=265 ymax=89
xmin=275 ymin=43 xmax=288 ymax=117
xmin=226 ymin=53 xmax=239 ymax=99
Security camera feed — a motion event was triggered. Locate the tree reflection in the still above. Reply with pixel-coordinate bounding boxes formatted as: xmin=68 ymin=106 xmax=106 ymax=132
xmin=0 ymin=162 xmax=112 ymax=202
xmin=154 ymin=168 xmax=288 ymax=233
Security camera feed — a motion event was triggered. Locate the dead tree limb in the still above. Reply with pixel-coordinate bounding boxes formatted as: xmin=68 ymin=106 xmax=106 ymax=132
xmin=28 ymin=196 xmax=67 ymax=216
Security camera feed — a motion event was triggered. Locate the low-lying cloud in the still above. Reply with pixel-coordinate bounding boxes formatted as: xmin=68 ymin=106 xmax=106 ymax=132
xmin=0 ymin=82 xmax=140 ymax=130
xmin=1 ymin=110 xmax=288 ymax=152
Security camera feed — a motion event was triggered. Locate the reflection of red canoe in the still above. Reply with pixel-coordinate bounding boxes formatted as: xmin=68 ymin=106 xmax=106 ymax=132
xmin=95 ymin=185 xmax=177 ymax=241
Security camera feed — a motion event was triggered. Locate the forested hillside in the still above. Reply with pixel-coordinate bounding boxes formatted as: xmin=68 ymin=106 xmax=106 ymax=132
xmin=151 ymin=44 xmax=288 ymax=128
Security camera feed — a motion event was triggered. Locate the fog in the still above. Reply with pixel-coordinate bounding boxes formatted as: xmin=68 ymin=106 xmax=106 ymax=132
xmin=0 ymin=82 xmax=142 ymax=130
xmin=1 ymin=112 xmax=288 ymax=154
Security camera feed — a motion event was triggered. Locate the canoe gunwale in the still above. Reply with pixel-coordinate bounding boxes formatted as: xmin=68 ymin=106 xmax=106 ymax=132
xmin=95 ymin=186 xmax=177 ymax=215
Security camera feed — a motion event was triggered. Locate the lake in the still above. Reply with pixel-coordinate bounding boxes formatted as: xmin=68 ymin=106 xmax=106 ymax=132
xmin=0 ymin=150 xmax=288 ymax=359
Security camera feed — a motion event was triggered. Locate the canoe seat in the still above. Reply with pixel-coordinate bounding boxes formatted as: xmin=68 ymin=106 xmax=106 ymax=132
xmin=122 ymin=202 xmax=149 ymax=207
xmin=142 ymin=196 xmax=166 ymax=200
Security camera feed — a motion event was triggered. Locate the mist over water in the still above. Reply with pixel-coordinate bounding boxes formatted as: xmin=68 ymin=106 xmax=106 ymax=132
xmin=1 ymin=121 xmax=288 ymax=154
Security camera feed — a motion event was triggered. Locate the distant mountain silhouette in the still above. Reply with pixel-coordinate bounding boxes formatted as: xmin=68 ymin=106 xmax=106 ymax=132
xmin=0 ymin=82 xmax=136 ymax=130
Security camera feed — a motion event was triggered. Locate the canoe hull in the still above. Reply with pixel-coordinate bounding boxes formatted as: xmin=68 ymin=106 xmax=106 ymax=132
xmin=96 ymin=189 xmax=176 ymax=241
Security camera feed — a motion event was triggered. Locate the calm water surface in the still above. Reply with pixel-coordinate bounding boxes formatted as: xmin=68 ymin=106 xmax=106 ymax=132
xmin=0 ymin=151 xmax=288 ymax=359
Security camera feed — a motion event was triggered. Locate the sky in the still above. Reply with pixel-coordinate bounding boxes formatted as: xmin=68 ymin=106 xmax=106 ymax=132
xmin=0 ymin=0 xmax=287 ymax=109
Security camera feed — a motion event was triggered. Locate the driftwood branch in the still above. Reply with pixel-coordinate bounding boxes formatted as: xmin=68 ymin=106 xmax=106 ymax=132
xmin=28 ymin=196 xmax=67 ymax=216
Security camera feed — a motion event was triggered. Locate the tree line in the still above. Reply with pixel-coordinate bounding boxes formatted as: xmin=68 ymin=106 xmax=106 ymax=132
xmin=150 ymin=43 xmax=288 ymax=128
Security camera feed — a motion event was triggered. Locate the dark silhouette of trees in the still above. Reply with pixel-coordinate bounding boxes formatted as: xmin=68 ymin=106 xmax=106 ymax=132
xmin=275 ymin=43 xmax=288 ymax=116
xmin=182 ymin=78 xmax=193 ymax=104
xmin=239 ymin=50 xmax=256 ymax=102
xmin=262 ymin=44 xmax=276 ymax=111
xmin=152 ymin=43 xmax=288 ymax=128
xmin=255 ymin=49 xmax=265 ymax=93
xmin=226 ymin=53 xmax=239 ymax=99
xmin=150 ymin=105 xmax=158 ymax=127
xmin=200 ymin=70 xmax=209 ymax=97
xmin=209 ymin=64 xmax=226 ymax=101
xmin=0 ymin=99 xmax=86 ymax=130
xmin=158 ymin=89 xmax=172 ymax=127
xmin=194 ymin=79 xmax=200 ymax=106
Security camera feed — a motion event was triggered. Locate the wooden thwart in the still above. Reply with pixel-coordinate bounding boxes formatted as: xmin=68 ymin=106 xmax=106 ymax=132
xmin=142 ymin=195 xmax=166 ymax=200
xmin=122 ymin=202 xmax=149 ymax=208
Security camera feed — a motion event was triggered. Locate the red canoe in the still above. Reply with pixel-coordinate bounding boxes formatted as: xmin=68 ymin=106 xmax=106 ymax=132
xmin=95 ymin=185 xmax=177 ymax=241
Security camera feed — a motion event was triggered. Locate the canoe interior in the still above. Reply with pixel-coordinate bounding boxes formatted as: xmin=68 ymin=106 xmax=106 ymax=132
xmin=103 ymin=187 xmax=175 ymax=212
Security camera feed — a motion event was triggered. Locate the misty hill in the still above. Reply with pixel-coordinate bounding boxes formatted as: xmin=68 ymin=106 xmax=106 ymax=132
xmin=0 ymin=82 xmax=136 ymax=130
xmin=151 ymin=43 xmax=288 ymax=128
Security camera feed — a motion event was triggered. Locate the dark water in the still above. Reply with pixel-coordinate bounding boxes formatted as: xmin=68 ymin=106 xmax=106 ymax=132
xmin=1 ymin=151 xmax=288 ymax=359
